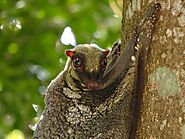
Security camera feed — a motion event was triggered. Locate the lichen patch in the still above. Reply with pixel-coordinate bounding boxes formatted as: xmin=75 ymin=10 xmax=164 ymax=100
xmin=149 ymin=67 xmax=180 ymax=98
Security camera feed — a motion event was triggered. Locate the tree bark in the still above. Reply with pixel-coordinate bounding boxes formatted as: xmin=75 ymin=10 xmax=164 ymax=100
xmin=121 ymin=0 xmax=185 ymax=138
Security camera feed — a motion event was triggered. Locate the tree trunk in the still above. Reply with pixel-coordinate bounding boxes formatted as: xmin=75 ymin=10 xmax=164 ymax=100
xmin=121 ymin=0 xmax=185 ymax=138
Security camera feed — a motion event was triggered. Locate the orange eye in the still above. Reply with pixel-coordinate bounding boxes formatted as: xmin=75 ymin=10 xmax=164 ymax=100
xmin=100 ymin=57 xmax=107 ymax=69
xmin=72 ymin=55 xmax=84 ymax=68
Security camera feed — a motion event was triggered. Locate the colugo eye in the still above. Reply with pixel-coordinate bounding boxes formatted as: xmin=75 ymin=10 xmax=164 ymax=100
xmin=100 ymin=57 xmax=107 ymax=69
xmin=72 ymin=55 xmax=84 ymax=68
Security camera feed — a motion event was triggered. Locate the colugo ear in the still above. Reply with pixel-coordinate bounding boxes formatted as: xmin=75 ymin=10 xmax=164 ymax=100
xmin=103 ymin=50 xmax=110 ymax=56
xmin=65 ymin=50 xmax=75 ymax=57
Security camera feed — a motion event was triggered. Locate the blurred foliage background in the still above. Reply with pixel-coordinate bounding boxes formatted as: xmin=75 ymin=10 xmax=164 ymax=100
xmin=0 ymin=0 xmax=120 ymax=138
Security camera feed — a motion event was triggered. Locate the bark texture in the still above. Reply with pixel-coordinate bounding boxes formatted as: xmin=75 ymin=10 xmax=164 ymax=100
xmin=121 ymin=0 xmax=185 ymax=138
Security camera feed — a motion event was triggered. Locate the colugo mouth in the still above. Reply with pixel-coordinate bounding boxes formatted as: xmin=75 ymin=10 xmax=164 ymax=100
xmin=84 ymin=80 xmax=101 ymax=91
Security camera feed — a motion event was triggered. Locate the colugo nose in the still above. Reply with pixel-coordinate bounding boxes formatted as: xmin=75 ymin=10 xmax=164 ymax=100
xmin=90 ymin=69 xmax=98 ymax=80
